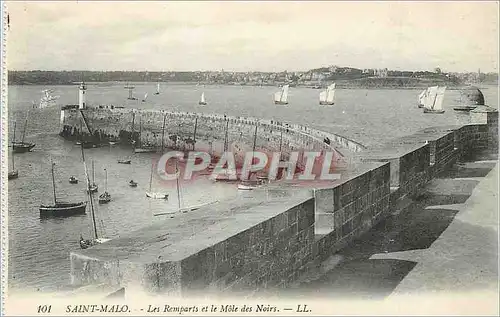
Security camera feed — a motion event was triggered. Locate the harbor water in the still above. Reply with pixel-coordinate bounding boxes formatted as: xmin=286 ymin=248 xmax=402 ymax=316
xmin=7 ymin=83 xmax=498 ymax=293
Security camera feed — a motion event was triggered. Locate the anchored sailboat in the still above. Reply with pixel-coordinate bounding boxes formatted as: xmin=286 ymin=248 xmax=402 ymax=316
xmin=274 ymin=84 xmax=289 ymax=105
xmin=423 ymin=86 xmax=447 ymax=114
xmin=154 ymin=83 xmax=160 ymax=95
xmin=124 ymin=83 xmax=137 ymax=100
xmin=145 ymin=162 xmax=169 ymax=200
xmin=8 ymin=145 xmax=18 ymax=180
xmin=87 ymin=160 xmax=98 ymax=193
xmin=39 ymin=160 xmax=87 ymax=218
xmin=319 ymin=83 xmax=336 ymax=106
xmin=12 ymin=111 xmax=36 ymax=153
xmin=79 ymin=145 xmax=110 ymax=249
xmin=98 ymin=168 xmax=111 ymax=204
xmin=199 ymin=92 xmax=207 ymax=106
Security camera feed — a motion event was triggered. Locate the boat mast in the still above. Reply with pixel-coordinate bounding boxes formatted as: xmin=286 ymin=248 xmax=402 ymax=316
xmin=104 ymin=168 xmax=107 ymax=192
xmin=223 ymin=120 xmax=229 ymax=152
xmin=12 ymin=121 xmax=16 ymax=144
xmin=139 ymin=116 xmax=142 ymax=148
xmin=92 ymin=160 xmax=95 ymax=185
xmin=81 ymin=145 xmax=98 ymax=240
xmin=161 ymin=113 xmax=167 ymax=153
xmin=149 ymin=163 xmax=153 ymax=192
xmin=21 ymin=110 xmax=30 ymax=143
xmin=50 ymin=160 xmax=57 ymax=205
xmin=11 ymin=146 xmax=15 ymax=171
xmin=431 ymin=87 xmax=439 ymax=110
xmin=279 ymin=130 xmax=283 ymax=161
xmin=175 ymin=160 xmax=181 ymax=210
xmin=192 ymin=117 xmax=198 ymax=150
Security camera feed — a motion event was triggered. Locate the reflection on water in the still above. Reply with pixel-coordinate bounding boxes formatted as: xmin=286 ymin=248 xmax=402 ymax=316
xmin=7 ymin=83 xmax=498 ymax=292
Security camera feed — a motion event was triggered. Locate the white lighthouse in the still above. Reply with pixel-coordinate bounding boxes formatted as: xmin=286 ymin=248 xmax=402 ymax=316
xmin=78 ymin=82 xmax=87 ymax=109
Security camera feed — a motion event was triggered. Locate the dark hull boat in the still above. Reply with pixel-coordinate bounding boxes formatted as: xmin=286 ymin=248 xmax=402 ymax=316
xmin=40 ymin=201 xmax=86 ymax=218
xmin=69 ymin=176 xmax=78 ymax=184
xmin=274 ymin=101 xmax=288 ymax=105
xmin=118 ymin=159 xmax=131 ymax=164
xmin=319 ymin=101 xmax=334 ymax=106
xmin=8 ymin=171 xmax=19 ymax=180
xmin=12 ymin=142 xmax=35 ymax=153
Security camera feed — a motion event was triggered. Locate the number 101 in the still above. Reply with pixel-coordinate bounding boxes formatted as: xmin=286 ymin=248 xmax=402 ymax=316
xmin=37 ymin=305 xmax=52 ymax=313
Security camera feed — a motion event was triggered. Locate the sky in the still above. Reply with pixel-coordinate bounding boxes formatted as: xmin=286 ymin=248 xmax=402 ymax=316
xmin=6 ymin=1 xmax=499 ymax=73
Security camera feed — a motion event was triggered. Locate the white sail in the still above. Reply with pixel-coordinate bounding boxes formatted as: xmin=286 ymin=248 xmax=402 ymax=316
xmin=281 ymin=85 xmax=289 ymax=103
xmin=319 ymin=90 xmax=328 ymax=102
xmin=144 ymin=93 xmax=148 ymax=100
xmin=156 ymin=83 xmax=160 ymax=94
xmin=432 ymin=87 xmax=447 ymax=110
xmin=200 ymin=92 xmax=206 ymax=103
xmin=274 ymin=91 xmax=282 ymax=102
xmin=326 ymin=83 xmax=336 ymax=103
xmin=418 ymin=89 xmax=427 ymax=105
xmin=423 ymin=86 xmax=439 ymax=109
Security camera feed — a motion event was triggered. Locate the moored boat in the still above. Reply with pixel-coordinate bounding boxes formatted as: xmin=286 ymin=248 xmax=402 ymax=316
xmin=69 ymin=176 xmax=78 ymax=184
xmin=39 ymin=161 xmax=87 ymax=218
xmin=145 ymin=162 xmax=169 ymax=200
xmin=118 ymin=159 xmax=131 ymax=164
xmin=274 ymin=84 xmax=289 ymax=105
xmin=129 ymin=180 xmax=138 ymax=187
xmin=11 ymin=116 xmax=36 ymax=153
xmin=98 ymin=168 xmax=111 ymax=204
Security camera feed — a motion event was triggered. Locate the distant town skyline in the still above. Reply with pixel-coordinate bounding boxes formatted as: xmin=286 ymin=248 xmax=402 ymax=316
xmin=7 ymin=1 xmax=499 ymax=73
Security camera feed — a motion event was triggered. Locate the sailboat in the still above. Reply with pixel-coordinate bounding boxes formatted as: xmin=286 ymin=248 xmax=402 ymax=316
xmin=39 ymin=160 xmax=87 ymax=218
xmin=199 ymin=92 xmax=207 ymax=106
xmin=87 ymin=160 xmax=98 ymax=193
xmin=274 ymin=84 xmax=289 ymax=105
xmin=98 ymin=168 xmax=111 ymax=204
xmin=79 ymin=145 xmax=110 ymax=249
xmin=417 ymin=88 xmax=429 ymax=108
xmin=154 ymin=83 xmax=160 ymax=95
xmin=238 ymin=125 xmax=261 ymax=190
xmin=8 ymin=147 xmax=18 ymax=180
xmin=124 ymin=83 xmax=137 ymax=100
xmin=12 ymin=113 xmax=36 ymax=153
xmin=423 ymin=86 xmax=447 ymax=114
xmin=154 ymin=160 xmax=217 ymax=216
xmin=142 ymin=92 xmax=148 ymax=102
xmin=38 ymin=89 xmax=59 ymax=109
xmin=134 ymin=115 xmax=156 ymax=153
xmin=145 ymin=162 xmax=169 ymax=199
xmin=319 ymin=83 xmax=336 ymax=106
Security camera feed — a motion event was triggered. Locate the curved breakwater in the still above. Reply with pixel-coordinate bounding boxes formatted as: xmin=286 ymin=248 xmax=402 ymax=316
xmin=60 ymin=107 xmax=366 ymax=163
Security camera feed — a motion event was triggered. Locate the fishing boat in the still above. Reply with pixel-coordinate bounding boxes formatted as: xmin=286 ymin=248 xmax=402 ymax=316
xmin=142 ymin=92 xmax=148 ymax=102
xmin=319 ymin=83 xmax=336 ymax=106
xmin=134 ymin=116 xmax=156 ymax=153
xmin=39 ymin=160 xmax=87 ymax=218
xmin=417 ymin=88 xmax=429 ymax=108
xmin=198 ymin=92 xmax=207 ymax=106
xmin=12 ymin=115 xmax=36 ymax=153
xmin=129 ymin=180 xmax=138 ymax=187
xmin=98 ymin=168 xmax=111 ymax=204
xmin=87 ymin=160 xmax=98 ymax=193
xmin=145 ymin=162 xmax=169 ymax=200
xmin=154 ymin=83 xmax=160 ymax=95
xmin=423 ymin=86 xmax=447 ymax=114
xmin=117 ymin=159 xmax=131 ymax=164
xmin=274 ymin=84 xmax=289 ymax=105
xmin=8 ymin=148 xmax=18 ymax=180
xmin=69 ymin=176 xmax=78 ymax=184
xmin=79 ymin=145 xmax=111 ymax=249
xmin=124 ymin=83 xmax=137 ymax=100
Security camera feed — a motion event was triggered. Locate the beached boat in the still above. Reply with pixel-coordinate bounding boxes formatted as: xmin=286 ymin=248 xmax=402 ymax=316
xmin=145 ymin=162 xmax=168 ymax=200
xmin=274 ymin=84 xmax=289 ymax=105
xmin=39 ymin=160 xmax=86 ymax=218
xmin=423 ymin=86 xmax=447 ymax=114
xmin=198 ymin=92 xmax=207 ymax=106
xmin=319 ymin=83 xmax=336 ymax=106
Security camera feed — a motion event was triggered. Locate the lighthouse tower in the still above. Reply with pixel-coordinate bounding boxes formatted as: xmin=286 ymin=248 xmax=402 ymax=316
xmin=79 ymin=82 xmax=87 ymax=109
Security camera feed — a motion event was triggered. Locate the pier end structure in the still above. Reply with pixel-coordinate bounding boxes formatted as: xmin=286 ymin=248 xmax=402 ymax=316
xmin=69 ymin=107 xmax=498 ymax=297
